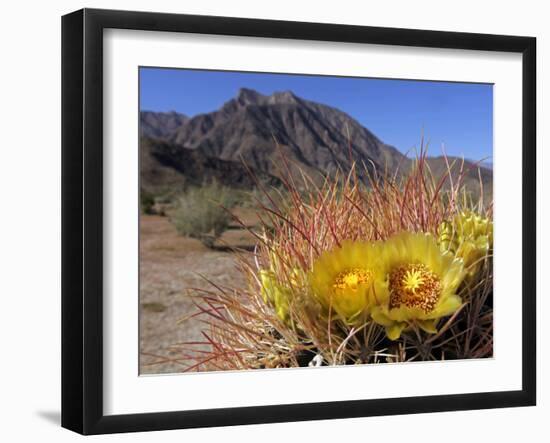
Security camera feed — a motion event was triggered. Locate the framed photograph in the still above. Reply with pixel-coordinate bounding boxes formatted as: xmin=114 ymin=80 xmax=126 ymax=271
xmin=61 ymin=8 xmax=536 ymax=435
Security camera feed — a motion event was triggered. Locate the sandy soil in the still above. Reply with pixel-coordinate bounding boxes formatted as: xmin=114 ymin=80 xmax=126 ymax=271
xmin=139 ymin=214 xmax=256 ymax=374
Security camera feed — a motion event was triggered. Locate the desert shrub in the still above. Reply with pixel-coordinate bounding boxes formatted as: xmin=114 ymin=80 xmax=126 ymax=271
xmin=237 ymin=186 xmax=290 ymax=212
xmin=171 ymin=182 xmax=233 ymax=247
xmin=154 ymin=185 xmax=186 ymax=204
xmin=140 ymin=188 xmax=155 ymax=215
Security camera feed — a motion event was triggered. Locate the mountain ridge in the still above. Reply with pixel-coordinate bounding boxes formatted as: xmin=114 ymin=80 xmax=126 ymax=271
xmin=140 ymin=110 xmax=189 ymax=139
xmin=140 ymin=88 xmax=491 ymax=198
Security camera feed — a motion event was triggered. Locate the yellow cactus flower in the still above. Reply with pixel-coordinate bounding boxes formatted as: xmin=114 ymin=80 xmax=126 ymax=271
xmin=438 ymin=211 xmax=493 ymax=276
xmin=260 ymin=267 xmax=302 ymax=323
xmin=308 ymin=240 xmax=384 ymax=324
xmin=371 ymin=232 xmax=466 ymax=340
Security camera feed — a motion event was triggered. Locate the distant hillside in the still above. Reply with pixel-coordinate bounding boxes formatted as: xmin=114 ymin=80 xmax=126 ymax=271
xmin=423 ymin=156 xmax=493 ymax=202
xmin=140 ymin=88 xmax=492 ymax=198
xmin=140 ymin=111 xmax=188 ymax=139
xmin=140 ymin=136 xmax=281 ymax=192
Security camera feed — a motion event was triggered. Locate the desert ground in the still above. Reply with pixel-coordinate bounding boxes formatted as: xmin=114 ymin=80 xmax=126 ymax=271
xmin=139 ymin=212 xmax=257 ymax=374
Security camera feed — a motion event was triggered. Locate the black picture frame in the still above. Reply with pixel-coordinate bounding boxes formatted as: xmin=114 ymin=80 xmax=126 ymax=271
xmin=61 ymin=8 xmax=537 ymax=435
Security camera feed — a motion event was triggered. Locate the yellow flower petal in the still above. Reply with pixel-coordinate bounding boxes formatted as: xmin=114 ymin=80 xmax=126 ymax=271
xmin=260 ymin=269 xmax=291 ymax=322
xmin=371 ymin=307 xmax=393 ymax=326
xmin=308 ymin=240 xmax=382 ymax=324
xmin=417 ymin=319 xmax=438 ymax=334
xmin=386 ymin=322 xmax=407 ymax=340
xmin=438 ymin=211 xmax=493 ymax=277
xmin=430 ymin=294 xmax=462 ymax=318
xmin=371 ymin=231 xmax=466 ymax=339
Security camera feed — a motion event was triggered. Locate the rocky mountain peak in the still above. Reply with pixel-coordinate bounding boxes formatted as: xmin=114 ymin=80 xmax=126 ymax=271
xmin=236 ymin=87 xmax=265 ymax=105
xmin=233 ymin=88 xmax=301 ymax=108
xmin=269 ymin=90 xmax=300 ymax=105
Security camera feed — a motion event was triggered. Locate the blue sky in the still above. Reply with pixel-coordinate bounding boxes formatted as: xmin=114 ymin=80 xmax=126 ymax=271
xmin=140 ymin=67 xmax=493 ymax=161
